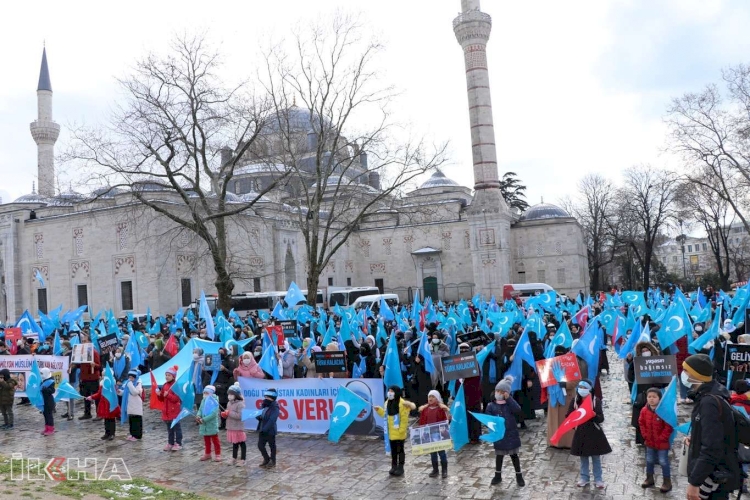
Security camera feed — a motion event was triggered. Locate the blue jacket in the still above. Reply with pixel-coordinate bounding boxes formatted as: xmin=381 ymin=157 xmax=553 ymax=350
xmin=485 ymin=396 xmax=522 ymax=451
xmin=257 ymin=399 xmax=280 ymax=436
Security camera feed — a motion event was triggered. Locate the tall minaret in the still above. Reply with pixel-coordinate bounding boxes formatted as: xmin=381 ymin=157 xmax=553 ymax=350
xmin=454 ymin=1 xmax=512 ymax=297
xmin=29 ymin=47 xmax=59 ymax=197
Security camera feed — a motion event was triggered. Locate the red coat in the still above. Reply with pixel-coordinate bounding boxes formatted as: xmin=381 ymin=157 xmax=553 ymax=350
xmin=156 ymin=380 xmax=182 ymax=421
xmin=419 ymin=404 xmax=449 ymax=425
xmin=89 ymin=386 xmax=121 ymax=419
xmin=674 ymin=337 xmax=688 ymax=375
xmin=77 ymin=350 xmax=101 ymax=382
xmin=637 ymin=405 xmax=672 ymax=450
xmin=730 ymin=394 xmax=750 ymax=411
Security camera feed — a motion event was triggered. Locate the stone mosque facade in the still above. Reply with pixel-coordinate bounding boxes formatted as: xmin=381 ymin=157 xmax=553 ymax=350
xmin=0 ymin=2 xmax=589 ymax=322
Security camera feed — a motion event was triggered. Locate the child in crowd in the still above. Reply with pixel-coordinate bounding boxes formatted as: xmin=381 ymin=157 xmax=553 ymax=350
xmin=0 ymin=369 xmax=18 ymax=429
xmin=123 ymin=369 xmax=144 ymax=441
xmin=257 ymin=388 xmax=280 ymax=468
xmin=197 ymin=385 xmax=221 ymax=462
xmin=375 ymin=386 xmax=417 ymax=477
xmin=40 ymin=367 xmax=56 ymax=436
xmin=87 ymin=378 xmax=121 ymax=441
xmin=638 ymin=387 xmax=672 ymax=492
xmin=569 ymin=379 xmax=611 ymax=489
xmin=155 ymin=365 xmax=183 ymax=451
xmin=221 ymin=383 xmax=247 ymax=466
xmin=418 ymin=390 xmax=451 ymax=478
xmin=485 ymin=376 xmax=525 ymax=487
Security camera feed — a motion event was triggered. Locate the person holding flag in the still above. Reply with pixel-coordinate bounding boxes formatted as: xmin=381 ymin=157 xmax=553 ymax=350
xmin=256 ymin=389 xmax=281 ymax=469
xmin=485 ymin=375 xmax=524 ymax=487
xmin=39 ymin=367 xmax=57 ymax=436
xmin=221 ymin=383 xmax=247 ymax=467
xmin=86 ymin=376 xmax=122 ymax=441
xmin=196 ymin=385 xmax=222 ymax=462
xmin=568 ymin=379 xmax=611 ymax=489
xmin=155 ymin=365 xmax=183 ymax=451
xmin=74 ymin=332 xmax=101 ymax=420
xmin=121 ymin=369 xmax=144 ymax=441
xmin=374 ymin=386 xmax=417 ymax=477
xmin=637 ymin=388 xmax=673 ymax=493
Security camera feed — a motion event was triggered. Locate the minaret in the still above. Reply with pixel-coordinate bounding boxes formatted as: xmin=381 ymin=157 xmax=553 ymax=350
xmin=453 ymin=1 xmax=512 ymax=297
xmin=29 ymin=47 xmax=59 ymax=197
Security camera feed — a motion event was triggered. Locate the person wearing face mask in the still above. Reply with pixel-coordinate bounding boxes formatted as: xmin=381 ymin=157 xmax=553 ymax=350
xmin=233 ymin=352 xmax=265 ymax=379
xmin=210 ymin=347 xmax=235 ymax=430
xmin=485 ymin=376 xmax=524 ymax=487
xmin=682 ymin=353 xmax=741 ymax=500
xmin=196 ymin=385 xmax=222 ymax=462
xmin=111 ymin=347 xmax=131 ymax=384
xmin=629 ymin=341 xmax=665 ymax=445
xmin=220 ymin=383 xmax=246 ymax=466
xmin=569 ymin=379 xmax=611 ymax=489
xmin=374 ymin=386 xmax=416 ymax=477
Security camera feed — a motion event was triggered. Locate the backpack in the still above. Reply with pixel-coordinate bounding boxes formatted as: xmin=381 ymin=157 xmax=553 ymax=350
xmin=709 ymin=394 xmax=750 ymax=465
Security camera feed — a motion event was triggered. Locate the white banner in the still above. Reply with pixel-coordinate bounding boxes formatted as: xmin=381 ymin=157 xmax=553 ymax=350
xmin=0 ymin=355 xmax=70 ymax=398
xmin=237 ymin=377 xmax=385 ymax=436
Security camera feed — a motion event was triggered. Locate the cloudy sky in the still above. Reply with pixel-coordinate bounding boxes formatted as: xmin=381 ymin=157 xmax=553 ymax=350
xmin=2 ymin=0 xmax=750 ymax=207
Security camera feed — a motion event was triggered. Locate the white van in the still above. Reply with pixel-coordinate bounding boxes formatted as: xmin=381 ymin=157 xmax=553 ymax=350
xmin=502 ymin=283 xmax=554 ymax=304
xmin=352 ymin=294 xmax=400 ymax=313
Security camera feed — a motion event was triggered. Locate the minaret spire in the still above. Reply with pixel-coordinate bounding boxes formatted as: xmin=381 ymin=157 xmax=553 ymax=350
xmin=30 ymin=46 xmax=59 ymax=197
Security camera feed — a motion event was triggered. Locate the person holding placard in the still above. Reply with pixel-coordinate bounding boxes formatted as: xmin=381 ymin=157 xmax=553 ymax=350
xmin=418 ymin=390 xmax=451 ymax=478
xmin=629 ymin=341 xmax=665 ymax=445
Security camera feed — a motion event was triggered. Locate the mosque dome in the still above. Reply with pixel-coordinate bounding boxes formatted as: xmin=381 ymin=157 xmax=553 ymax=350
xmin=419 ymin=170 xmax=460 ymax=189
xmin=13 ymin=193 xmax=50 ymax=204
xmin=265 ymin=106 xmax=332 ymax=134
xmin=519 ymin=202 xmax=570 ymax=221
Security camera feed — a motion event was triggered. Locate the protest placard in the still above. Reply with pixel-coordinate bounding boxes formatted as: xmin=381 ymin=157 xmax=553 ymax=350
xmin=441 ymin=352 xmax=480 ymax=382
xmin=409 ymin=421 xmax=452 ymax=456
xmin=724 ymin=343 xmax=750 ymax=372
xmin=265 ymin=325 xmax=285 ymax=346
xmin=634 ymin=354 xmax=677 ymax=385
xmin=97 ymin=334 xmax=118 ymax=355
xmin=203 ymin=353 xmax=220 ymax=372
xmin=535 ymin=352 xmax=582 ymax=388
xmin=313 ymin=351 xmax=347 ymax=374
xmin=279 ymin=320 xmax=298 ymax=338
xmin=72 ymin=343 xmax=95 ymax=364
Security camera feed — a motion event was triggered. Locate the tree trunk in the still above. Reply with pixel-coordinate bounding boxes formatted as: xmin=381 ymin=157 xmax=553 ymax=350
xmin=213 ymin=218 xmax=234 ymax=314
xmin=307 ymin=269 xmax=321 ymax=308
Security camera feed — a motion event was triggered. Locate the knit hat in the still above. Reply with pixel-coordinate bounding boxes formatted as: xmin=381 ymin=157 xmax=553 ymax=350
xmin=203 ymin=385 xmax=216 ymax=395
xmin=734 ymin=379 xmax=750 ymax=394
xmin=427 ymin=389 xmax=443 ymax=404
xmin=682 ymin=354 xmax=713 ymax=383
xmin=127 ymin=369 xmax=140 ymax=379
xmin=228 ymin=383 xmax=242 ymax=395
xmin=40 ymin=367 xmax=52 ymax=380
xmin=494 ymin=376 xmax=514 ymax=393
xmin=165 ymin=365 xmax=178 ymax=377
xmin=263 ymin=389 xmax=278 ymax=400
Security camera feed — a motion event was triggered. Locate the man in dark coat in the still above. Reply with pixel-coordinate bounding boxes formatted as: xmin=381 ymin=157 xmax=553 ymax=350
xmin=683 ymin=354 xmax=742 ymax=500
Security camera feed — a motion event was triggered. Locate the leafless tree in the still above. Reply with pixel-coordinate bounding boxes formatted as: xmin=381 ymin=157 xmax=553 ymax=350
xmin=64 ymin=34 xmax=289 ymax=312
xmin=259 ymin=14 xmax=448 ymax=300
xmin=617 ymin=166 xmax=679 ymax=289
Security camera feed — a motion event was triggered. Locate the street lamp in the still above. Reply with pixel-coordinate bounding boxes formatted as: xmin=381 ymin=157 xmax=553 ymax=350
xmin=676 ymin=219 xmax=687 ymax=279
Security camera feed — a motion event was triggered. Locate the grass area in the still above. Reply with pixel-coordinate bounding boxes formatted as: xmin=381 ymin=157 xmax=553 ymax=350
xmin=0 ymin=457 xmax=209 ymax=500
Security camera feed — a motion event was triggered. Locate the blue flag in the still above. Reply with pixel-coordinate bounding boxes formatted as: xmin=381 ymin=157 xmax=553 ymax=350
xmin=544 ymin=320 xmax=573 ymax=358
xmin=54 ymin=381 xmax=83 ymax=402
xmin=271 ymin=301 xmax=286 ymax=320
xmin=417 ymin=331 xmax=436 ymax=374
xmin=469 ymin=411 xmax=506 ymax=443
xmin=198 ymin=290 xmax=215 ymax=340
xmin=572 ymin=316 xmax=603 ymax=380
xmin=102 ymin=365 xmax=120 ymax=409
xmin=657 ymin=301 xmax=692 ymax=350
xmin=242 ymin=408 xmax=264 ymax=421
xmin=61 ymin=305 xmax=88 ymax=325
xmin=284 ymin=281 xmax=307 ymax=306
xmin=202 ymin=394 xmax=219 ymax=417
xmin=449 ymin=384 xmax=469 ymax=451
xmin=171 ymin=408 xmax=195 ymax=428
xmin=383 ymin=333 xmax=404 ymax=389
xmin=34 ymin=269 xmax=46 ymax=288
xmin=328 ymin=385 xmax=369 ymax=442
xmin=379 ymin=296 xmax=395 ymax=321
xmin=125 ymin=337 xmax=142 ymax=369
xmin=53 ymin=329 xmax=62 ymax=356
xmin=15 ymin=310 xmax=46 ymax=341
xmin=655 ymin=375 xmax=678 ymax=429
xmin=26 ymin=360 xmax=44 ymax=409
xmin=689 ymin=305 xmax=722 ymax=354
xmin=171 ymin=367 xmax=195 ymax=411
xmin=259 ymin=345 xmax=281 ymax=380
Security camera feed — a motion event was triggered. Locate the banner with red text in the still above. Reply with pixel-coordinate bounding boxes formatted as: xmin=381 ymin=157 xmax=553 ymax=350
xmin=237 ymin=377 xmax=385 ymax=436
xmin=0 ymin=355 xmax=69 ymax=397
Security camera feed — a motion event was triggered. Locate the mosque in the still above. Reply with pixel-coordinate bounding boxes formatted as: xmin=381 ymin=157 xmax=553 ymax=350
xmin=0 ymin=1 xmax=588 ymax=321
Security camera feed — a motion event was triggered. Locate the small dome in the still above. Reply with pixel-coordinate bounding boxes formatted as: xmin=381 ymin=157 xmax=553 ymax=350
xmin=519 ymin=203 xmax=570 ymax=221
xmin=13 ymin=193 xmax=50 ymax=204
xmin=90 ymin=186 xmax=125 ymax=198
xmin=419 ymin=170 xmax=460 ymax=189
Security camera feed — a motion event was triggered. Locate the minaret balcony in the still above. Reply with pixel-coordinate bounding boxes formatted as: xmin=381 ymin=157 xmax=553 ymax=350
xmin=453 ymin=11 xmax=492 ymax=44
xmin=29 ymin=120 xmax=60 ymax=143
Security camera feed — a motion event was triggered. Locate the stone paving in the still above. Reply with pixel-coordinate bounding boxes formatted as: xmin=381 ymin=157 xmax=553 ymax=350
xmin=0 ymin=352 xmax=695 ymax=499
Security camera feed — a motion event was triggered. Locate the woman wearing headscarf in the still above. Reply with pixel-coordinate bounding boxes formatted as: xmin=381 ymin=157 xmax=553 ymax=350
xmin=546 ymin=345 xmax=578 ymax=448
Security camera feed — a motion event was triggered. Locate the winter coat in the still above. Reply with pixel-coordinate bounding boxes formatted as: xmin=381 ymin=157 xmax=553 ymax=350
xmin=122 ymin=380 xmax=144 ymax=416
xmin=41 ymin=379 xmax=56 ymax=412
xmin=485 ymin=396 xmax=522 ymax=451
xmin=419 ymin=403 xmax=450 ymax=425
xmin=0 ymin=375 xmax=18 ymax=405
xmin=300 ymin=353 xmax=318 ymax=378
xmin=89 ymin=386 xmax=121 ymax=419
xmin=428 ymin=342 xmax=450 ymax=387
xmin=233 ymin=356 xmax=264 ymax=379
xmin=224 ymin=398 xmax=246 ymax=432
xmin=638 ymin=405 xmax=672 ymax=451
xmin=197 ymin=394 xmax=220 ymax=436
xmin=111 ymin=356 xmax=130 ymax=383
xmin=280 ymin=351 xmax=296 ymax=379
xmin=156 ymin=380 xmax=182 ymax=421
xmin=257 ymin=399 xmax=280 ymax=436
xmin=76 ymin=350 xmax=101 ymax=382
xmin=567 ymin=395 xmax=611 ymax=457
xmin=687 ymin=380 xmax=742 ymax=491
xmin=375 ymin=398 xmax=416 ymax=441
xmin=458 ymin=376 xmax=483 ymax=408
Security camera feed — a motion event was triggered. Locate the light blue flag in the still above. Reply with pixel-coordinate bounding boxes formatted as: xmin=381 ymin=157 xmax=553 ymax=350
xmin=285 ymin=281 xmax=307 ymax=306
xmin=171 ymin=408 xmax=195 ymax=428
xmin=242 ymin=408 xmax=264 ymax=421
xmin=257 ymin=310 xmax=270 ymax=322
xmin=449 ymin=384 xmax=469 ymax=452
xmin=544 ymin=320 xmax=573 ymax=358
xmin=61 ymin=305 xmax=88 ymax=325
xmin=379 ymin=296 xmax=395 ymax=321
xmin=202 ymin=394 xmax=219 ymax=417
xmin=689 ymin=305 xmax=722 ymax=354
xmin=675 ymin=421 xmax=691 ymax=434
xmin=53 ymin=381 xmax=83 ymax=402
xmin=26 ymin=360 xmax=44 ymax=409
xmin=417 ymin=331 xmax=436 ymax=374
xmin=198 ymin=290 xmax=215 ymax=340
xmin=572 ymin=316 xmax=603 ymax=380
xmin=15 ymin=310 xmax=46 ymax=341
xmin=125 ymin=335 xmax=142 ymax=369
xmin=259 ymin=345 xmax=281 ymax=380
xmin=655 ymin=376 xmax=678 ymax=429
xmin=53 ymin=329 xmax=62 ymax=356
xmin=102 ymin=365 xmax=119 ymax=409
xmin=271 ymin=301 xmax=286 ymax=320
xmin=383 ymin=333 xmax=404 ymax=389
xmin=657 ymin=301 xmax=692 ymax=350
xmin=469 ymin=411 xmax=506 ymax=443
xmin=515 ymin=329 xmax=537 ymax=371
xmin=171 ymin=367 xmax=196 ymax=411
xmin=328 ymin=385 xmax=370 ymax=442
xmin=34 ymin=269 xmax=46 ymax=288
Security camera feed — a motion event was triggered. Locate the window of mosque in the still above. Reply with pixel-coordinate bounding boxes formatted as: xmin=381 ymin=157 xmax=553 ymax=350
xmin=555 ymin=242 xmax=562 ymax=255
xmin=557 ymin=268 xmax=566 ymax=284
xmin=535 ymin=244 xmax=543 ymax=256
xmin=37 ymin=288 xmax=48 ymax=315
xmin=537 ymin=269 xmax=545 ymax=282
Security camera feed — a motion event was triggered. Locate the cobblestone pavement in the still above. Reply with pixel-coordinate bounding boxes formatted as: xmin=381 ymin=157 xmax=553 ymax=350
xmin=0 ymin=351 xmax=694 ymax=499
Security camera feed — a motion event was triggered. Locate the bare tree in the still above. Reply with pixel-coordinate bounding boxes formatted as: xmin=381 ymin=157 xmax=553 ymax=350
xmin=259 ymin=14 xmax=447 ymax=300
xmin=65 ymin=35 xmax=289 ymax=312
xmin=617 ymin=166 xmax=679 ymax=289
xmin=560 ymin=174 xmax=617 ymax=293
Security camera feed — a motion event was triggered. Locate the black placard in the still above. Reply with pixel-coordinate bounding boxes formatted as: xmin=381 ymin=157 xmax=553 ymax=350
xmin=279 ymin=320 xmax=298 ymax=338
xmin=441 ymin=353 xmax=480 ymax=382
xmin=455 ymin=329 xmax=491 ymax=350
xmin=745 ymin=308 xmax=750 ymax=335
xmin=634 ymin=354 xmax=677 ymax=385
xmin=97 ymin=333 xmax=119 ymax=355
xmin=724 ymin=343 xmax=750 ymax=371
xmin=313 ymin=350 xmax=347 ymax=374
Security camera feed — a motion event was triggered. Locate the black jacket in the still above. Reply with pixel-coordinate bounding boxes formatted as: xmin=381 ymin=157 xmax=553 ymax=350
xmin=568 ymin=395 xmax=612 ymax=457
xmin=687 ymin=380 xmax=742 ymax=490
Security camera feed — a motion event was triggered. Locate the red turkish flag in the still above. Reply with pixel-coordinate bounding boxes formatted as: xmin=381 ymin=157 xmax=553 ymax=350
xmin=163 ymin=334 xmax=178 ymax=357
xmin=149 ymin=371 xmax=164 ymax=411
xmin=419 ymin=308 xmax=427 ymax=331
xmin=550 ymin=395 xmax=595 ymax=446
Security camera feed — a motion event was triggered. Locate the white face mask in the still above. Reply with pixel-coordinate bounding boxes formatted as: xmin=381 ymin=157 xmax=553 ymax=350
xmin=680 ymin=371 xmax=697 ymax=388
xmin=432 ymin=339 xmax=441 ymax=345
xmin=200 ymin=334 xmax=207 ymax=339
xmin=115 ymin=353 xmax=122 ymax=359
xmin=641 ymin=351 xmax=652 ymax=357
xmin=387 ymin=392 xmax=395 ymax=400
xmin=192 ymin=353 xmax=200 ymax=361
xmin=242 ymin=358 xmax=251 ymax=366
xmin=228 ymin=395 xmax=235 ymax=401
xmin=577 ymin=387 xmax=591 ymax=397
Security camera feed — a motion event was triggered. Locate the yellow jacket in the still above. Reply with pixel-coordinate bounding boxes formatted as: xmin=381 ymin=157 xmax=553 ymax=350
xmin=375 ymin=399 xmax=416 ymax=441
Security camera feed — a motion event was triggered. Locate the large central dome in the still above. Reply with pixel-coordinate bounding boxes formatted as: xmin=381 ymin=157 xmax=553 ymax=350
xmin=519 ymin=202 xmax=569 ymax=221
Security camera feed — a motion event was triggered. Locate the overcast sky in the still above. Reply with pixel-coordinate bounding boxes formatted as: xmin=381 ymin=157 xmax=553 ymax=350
xmin=2 ymin=0 xmax=750 ymax=208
